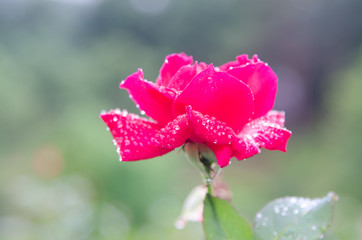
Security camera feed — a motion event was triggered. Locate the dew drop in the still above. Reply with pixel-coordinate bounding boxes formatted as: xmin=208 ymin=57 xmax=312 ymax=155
xmin=274 ymin=206 xmax=280 ymax=214
xmin=140 ymin=110 xmax=146 ymax=115
xmin=113 ymin=116 xmax=118 ymax=122
xmin=106 ymin=127 xmax=110 ymax=131
xmin=293 ymin=209 xmax=299 ymax=214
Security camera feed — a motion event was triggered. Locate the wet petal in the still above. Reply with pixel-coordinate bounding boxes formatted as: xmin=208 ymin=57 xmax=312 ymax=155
xmin=100 ymin=109 xmax=171 ymax=161
xmin=173 ymin=65 xmax=254 ymax=130
xmin=156 ymin=52 xmax=193 ymax=87
xmin=154 ymin=114 xmax=192 ymax=149
xmin=232 ymin=138 xmax=261 ymax=161
xmin=120 ymin=69 xmax=175 ymax=124
xmin=227 ymin=61 xmax=278 ymax=119
xmin=234 ymin=110 xmax=291 ymax=160
xmin=206 ymin=143 xmax=233 ymax=168
xmin=186 ymin=107 xmax=236 ymax=145
xmin=218 ymin=54 xmax=258 ymax=71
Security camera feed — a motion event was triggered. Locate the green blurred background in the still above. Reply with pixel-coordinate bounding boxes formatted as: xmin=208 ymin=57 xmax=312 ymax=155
xmin=1 ymin=0 xmax=362 ymax=239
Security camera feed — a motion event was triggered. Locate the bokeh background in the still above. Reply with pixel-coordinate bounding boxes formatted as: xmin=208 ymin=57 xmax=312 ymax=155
xmin=1 ymin=0 xmax=362 ymax=239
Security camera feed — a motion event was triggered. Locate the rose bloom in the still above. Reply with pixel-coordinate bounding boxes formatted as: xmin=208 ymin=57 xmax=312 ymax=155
xmin=100 ymin=53 xmax=291 ymax=167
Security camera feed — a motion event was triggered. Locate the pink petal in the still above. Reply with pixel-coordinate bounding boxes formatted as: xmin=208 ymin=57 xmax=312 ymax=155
xmin=218 ymin=54 xmax=257 ymax=71
xmin=186 ymin=107 xmax=236 ymax=145
xmin=100 ymin=109 xmax=171 ymax=161
xmin=232 ymin=138 xmax=261 ymax=161
xmin=206 ymin=143 xmax=233 ymax=168
xmin=233 ymin=110 xmax=291 ymax=160
xmin=154 ymin=114 xmax=192 ymax=149
xmin=156 ymin=52 xmax=193 ymax=87
xmin=120 ymin=69 xmax=175 ymax=124
xmin=172 ymin=65 xmax=254 ymax=131
xmin=217 ymin=60 xmax=240 ymax=72
xmin=227 ymin=61 xmax=278 ymax=119
xmin=165 ymin=62 xmax=198 ymax=91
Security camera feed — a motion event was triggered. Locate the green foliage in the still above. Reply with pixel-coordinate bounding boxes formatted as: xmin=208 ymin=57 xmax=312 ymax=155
xmin=253 ymin=192 xmax=338 ymax=240
xmin=203 ymin=194 xmax=253 ymax=240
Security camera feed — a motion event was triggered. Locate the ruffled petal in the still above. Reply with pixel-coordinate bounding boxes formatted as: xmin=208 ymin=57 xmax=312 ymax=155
xmin=100 ymin=109 xmax=171 ymax=161
xmin=156 ymin=52 xmax=193 ymax=87
xmin=186 ymin=107 xmax=236 ymax=145
xmin=227 ymin=61 xmax=278 ymax=119
xmin=173 ymin=65 xmax=254 ymax=131
xmin=154 ymin=114 xmax=192 ymax=149
xmin=233 ymin=111 xmax=291 ymax=160
xmin=120 ymin=69 xmax=175 ymax=124
xmin=205 ymin=143 xmax=233 ymax=168
xmin=218 ymin=54 xmax=258 ymax=71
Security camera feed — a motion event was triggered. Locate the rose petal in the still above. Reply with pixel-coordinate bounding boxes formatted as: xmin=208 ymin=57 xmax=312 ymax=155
xmin=232 ymin=138 xmax=261 ymax=161
xmin=206 ymin=143 xmax=233 ymax=168
xmin=120 ymin=69 xmax=175 ymax=124
xmin=234 ymin=110 xmax=291 ymax=160
xmin=173 ymin=65 xmax=254 ymax=131
xmin=218 ymin=54 xmax=258 ymax=71
xmin=227 ymin=61 xmax=278 ymax=119
xmin=262 ymin=110 xmax=287 ymax=127
xmin=100 ymin=109 xmax=171 ymax=161
xmin=156 ymin=52 xmax=193 ymax=87
xmin=165 ymin=62 xmax=198 ymax=91
xmin=186 ymin=107 xmax=236 ymax=145
xmin=154 ymin=114 xmax=192 ymax=149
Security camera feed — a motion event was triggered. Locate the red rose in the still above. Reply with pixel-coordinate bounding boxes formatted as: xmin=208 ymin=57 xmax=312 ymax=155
xmin=101 ymin=53 xmax=291 ymax=167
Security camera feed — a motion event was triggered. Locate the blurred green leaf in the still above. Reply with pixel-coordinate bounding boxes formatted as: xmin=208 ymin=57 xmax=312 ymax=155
xmin=203 ymin=194 xmax=253 ymax=240
xmin=253 ymin=192 xmax=338 ymax=240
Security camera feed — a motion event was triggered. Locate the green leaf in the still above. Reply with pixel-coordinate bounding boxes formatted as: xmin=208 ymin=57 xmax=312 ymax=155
xmin=253 ymin=192 xmax=338 ymax=240
xmin=203 ymin=194 xmax=253 ymax=240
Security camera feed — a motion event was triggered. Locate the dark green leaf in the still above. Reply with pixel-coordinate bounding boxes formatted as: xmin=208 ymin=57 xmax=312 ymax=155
xmin=253 ymin=192 xmax=338 ymax=240
xmin=203 ymin=194 xmax=253 ymax=240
